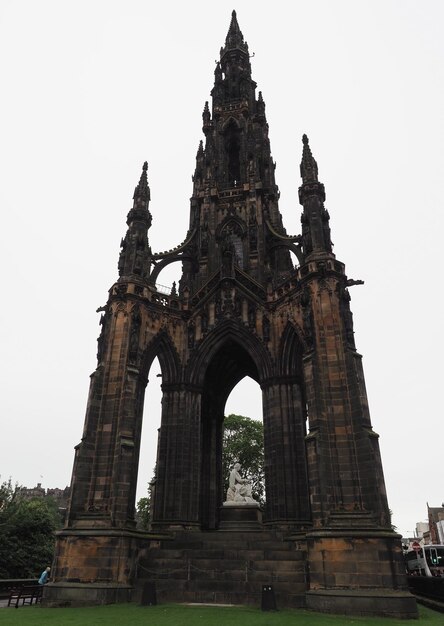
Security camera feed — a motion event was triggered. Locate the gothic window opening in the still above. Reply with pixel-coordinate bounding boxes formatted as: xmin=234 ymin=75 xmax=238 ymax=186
xmin=221 ymin=221 xmax=244 ymax=268
xmin=224 ymin=120 xmax=241 ymax=185
xmin=137 ymin=357 xmax=162 ymax=523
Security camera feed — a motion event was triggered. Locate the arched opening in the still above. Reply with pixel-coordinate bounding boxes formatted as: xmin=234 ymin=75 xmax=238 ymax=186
xmin=136 ymin=330 xmax=181 ymax=529
xmin=223 ymin=376 xmax=264 ymax=504
xmin=136 ymin=357 xmax=162 ymax=527
xmin=199 ymin=339 xmax=260 ymax=529
xmin=153 ymin=260 xmax=183 ymax=296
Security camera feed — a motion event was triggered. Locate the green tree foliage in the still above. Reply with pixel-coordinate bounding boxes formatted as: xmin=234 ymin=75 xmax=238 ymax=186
xmin=222 ymin=414 xmax=265 ymax=504
xmin=0 ymin=480 xmax=61 ymax=578
xmin=136 ymin=496 xmax=151 ymax=530
xmin=136 ymin=468 xmax=156 ymax=530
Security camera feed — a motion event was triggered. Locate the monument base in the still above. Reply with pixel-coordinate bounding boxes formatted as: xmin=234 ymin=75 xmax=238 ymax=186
xmin=219 ymin=504 xmax=262 ymax=530
xmin=305 ymin=589 xmax=418 ymax=619
xmin=42 ymin=582 xmax=132 ymax=607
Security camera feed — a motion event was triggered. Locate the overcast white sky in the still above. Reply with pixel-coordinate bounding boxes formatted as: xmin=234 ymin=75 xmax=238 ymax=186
xmin=1 ymin=0 xmax=443 ymax=538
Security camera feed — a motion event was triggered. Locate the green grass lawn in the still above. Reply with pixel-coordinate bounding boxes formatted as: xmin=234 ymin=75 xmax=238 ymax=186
xmin=0 ymin=603 xmax=441 ymax=626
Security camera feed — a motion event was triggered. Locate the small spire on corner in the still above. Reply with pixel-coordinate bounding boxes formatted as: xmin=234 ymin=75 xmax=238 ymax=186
xmin=133 ymin=161 xmax=150 ymax=203
xmin=300 ymin=134 xmax=318 ymax=183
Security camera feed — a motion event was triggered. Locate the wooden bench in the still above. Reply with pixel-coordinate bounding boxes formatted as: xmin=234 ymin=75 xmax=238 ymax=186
xmin=7 ymin=585 xmax=43 ymax=608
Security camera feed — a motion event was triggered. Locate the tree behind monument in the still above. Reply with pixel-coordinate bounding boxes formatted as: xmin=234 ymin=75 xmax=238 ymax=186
xmin=222 ymin=414 xmax=264 ymax=505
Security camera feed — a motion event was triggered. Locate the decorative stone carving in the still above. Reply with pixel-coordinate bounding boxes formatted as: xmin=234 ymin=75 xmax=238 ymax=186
xmin=96 ymin=309 xmax=110 ymax=363
xmin=223 ymin=463 xmax=259 ymax=506
xmin=188 ymin=320 xmax=195 ymax=349
xmin=128 ymin=306 xmax=141 ymax=362
xmin=262 ymin=315 xmax=270 ymax=342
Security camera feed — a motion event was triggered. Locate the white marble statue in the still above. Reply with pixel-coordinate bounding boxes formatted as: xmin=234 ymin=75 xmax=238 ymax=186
xmin=223 ymin=463 xmax=258 ymax=506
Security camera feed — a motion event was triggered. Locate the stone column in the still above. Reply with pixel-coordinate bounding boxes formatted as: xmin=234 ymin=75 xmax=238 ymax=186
xmin=262 ymin=379 xmax=311 ymax=529
xmin=151 ymin=384 xmax=202 ymax=529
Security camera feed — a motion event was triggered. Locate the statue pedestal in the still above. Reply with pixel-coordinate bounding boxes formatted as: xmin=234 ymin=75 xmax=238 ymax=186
xmin=219 ymin=504 xmax=262 ymax=530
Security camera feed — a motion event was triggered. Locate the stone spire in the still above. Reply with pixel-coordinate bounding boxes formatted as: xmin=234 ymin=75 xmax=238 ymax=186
xmin=224 ymin=10 xmax=246 ymax=52
xmin=118 ymin=162 xmax=152 ymax=280
xmin=298 ymin=135 xmax=332 ymax=257
xmin=132 ymin=161 xmax=150 ymax=208
xmin=202 ymin=101 xmax=211 ymax=134
xmin=300 ymin=134 xmax=318 ymax=183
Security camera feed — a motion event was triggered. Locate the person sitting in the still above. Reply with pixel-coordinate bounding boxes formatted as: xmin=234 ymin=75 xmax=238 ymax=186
xmin=38 ymin=566 xmax=50 ymax=585
xmin=225 ymin=463 xmax=257 ymax=504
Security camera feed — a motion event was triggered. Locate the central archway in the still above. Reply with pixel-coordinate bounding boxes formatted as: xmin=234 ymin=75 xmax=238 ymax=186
xmin=199 ymin=338 xmax=260 ymax=529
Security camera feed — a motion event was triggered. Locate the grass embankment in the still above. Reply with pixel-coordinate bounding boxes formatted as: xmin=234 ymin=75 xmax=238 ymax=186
xmin=0 ymin=603 xmax=440 ymax=626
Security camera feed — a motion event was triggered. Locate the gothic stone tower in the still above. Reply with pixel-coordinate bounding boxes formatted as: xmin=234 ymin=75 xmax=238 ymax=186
xmin=47 ymin=12 xmax=416 ymax=617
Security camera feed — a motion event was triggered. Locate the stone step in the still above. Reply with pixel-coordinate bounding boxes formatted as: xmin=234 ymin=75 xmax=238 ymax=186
xmin=136 ymin=578 xmax=306 ymax=608
xmin=135 ymin=529 xmax=306 ymax=609
xmin=142 ymin=555 xmax=303 ymax=572
xmin=157 ymin=538 xmax=297 ymax=552
xmin=177 ymin=531 xmax=275 ymax=541
xmin=139 ymin=564 xmax=304 ymax=585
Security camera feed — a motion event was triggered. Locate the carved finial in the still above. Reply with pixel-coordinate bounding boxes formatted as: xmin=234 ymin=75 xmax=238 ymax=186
xmin=197 ymin=140 xmax=204 ymax=157
xmin=257 ymin=91 xmax=266 ymax=117
xmin=133 ymin=161 xmax=150 ymax=203
xmin=202 ymin=101 xmax=211 ymax=130
xmin=300 ymin=134 xmax=318 ymax=183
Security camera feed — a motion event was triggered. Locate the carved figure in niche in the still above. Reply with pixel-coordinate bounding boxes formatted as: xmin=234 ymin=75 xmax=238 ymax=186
xmin=249 ymin=225 xmax=257 ymax=251
xmin=337 ymin=285 xmax=356 ymax=348
xmin=223 ymin=463 xmax=258 ymax=506
xmin=134 ymin=250 xmax=143 ymax=274
xmin=118 ymin=237 xmax=127 ymax=275
xmin=97 ymin=309 xmax=110 ymax=363
xmin=262 ymin=315 xmax=270 ymax=342
xmin=300 ymin=212 xmax=312 ymax=256
xmin=248 ymin=303 xmax=256 ymax=329
xmin=322 ymin=208 xmax=332 ymax=252
xmin=188 ymin=321 xmax=195 ymax=349
xmin=247 ymin=155 xmax=255 ymax=178
xmin=222 ymin=283 xmax=234 ymax=316
xmin=234 ymin=295 xmax=242 ymax=317
xmin=201 ymin=307 xmax=208 ymax=334
xmin=215 ymin=296 xmax=222 ymax=320
xmin=220 ymin=234 xmax=235 ymax=276
xmin=129 ymin=307 xmax=141 ymax=362
xmin=301 ymin=289 xmax=314 ymax=347
xmin=201 ymin=224 xmax=208 ymax=255
xmin=248 ymin=204 xmax=257 ymax=225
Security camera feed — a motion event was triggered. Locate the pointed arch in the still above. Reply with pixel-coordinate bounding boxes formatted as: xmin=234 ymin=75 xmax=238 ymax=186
xmin=185 ymin=319 xmax=272 ymax=389
xmin=215 ymin=216 xmax=247 ymax=240
xmin=221 ymin=116 xmax=241 ymax=132
xmin=149 ymin=253 xmax=198 ymax=286
xmin=278 ymin=321 xmax=305 ymax=381
xmin=140 ymin=329 xmax=181 ymax=385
